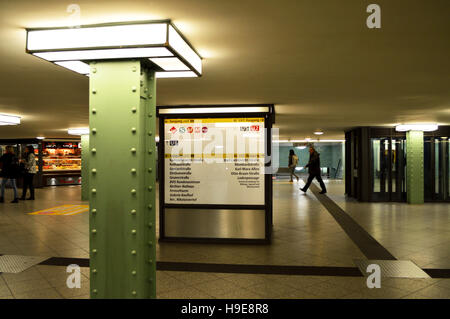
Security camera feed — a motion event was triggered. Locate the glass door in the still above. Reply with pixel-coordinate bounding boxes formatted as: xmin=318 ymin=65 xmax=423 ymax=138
xmin=425 ymin=137 xmax=450 ymax=201
xmin=371 ymin=137 xmax=406 ymax=201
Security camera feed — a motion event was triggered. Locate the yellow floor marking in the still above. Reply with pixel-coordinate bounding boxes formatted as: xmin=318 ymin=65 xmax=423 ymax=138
xmin=28 ymin=205 xmax=89 ymax=216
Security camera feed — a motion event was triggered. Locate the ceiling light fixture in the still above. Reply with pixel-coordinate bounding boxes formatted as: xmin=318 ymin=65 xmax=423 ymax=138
xmin=395 ymin=124 xmax=438 ymax=132
xmin=68 ymin=128 xmax=89 ymax=136
xmin=36 ymin=136 xmax=45 ymax=140
xmin=314 ymin=130 xmax=324 ymax=135
xmin=26 ymin=20 xmax=202 ymax=77
xmin=0 ymin=114 xmax=21 ymax=125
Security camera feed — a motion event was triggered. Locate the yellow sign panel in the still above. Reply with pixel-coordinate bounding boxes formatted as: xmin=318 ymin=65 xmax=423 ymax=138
xmin=28 ymin=205 xmax=89 ymax=216
xmin=165 ymin=118 xmax=264 ymax=124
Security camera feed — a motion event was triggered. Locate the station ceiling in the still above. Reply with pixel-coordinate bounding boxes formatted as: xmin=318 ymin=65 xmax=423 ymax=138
xmin=0 ymin=0 xmax=449 ymax=140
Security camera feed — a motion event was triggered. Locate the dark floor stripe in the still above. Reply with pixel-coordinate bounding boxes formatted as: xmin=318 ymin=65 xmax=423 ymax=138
xmin=157 ymin=261 xmax=363 ymax=277
xmin=25 ymin=256 xmax=450 ymax=279
xmin=423 ymin=268 xmax=450 ymax=279
xmin=307 ymin=182 xmax=397 ymax=260
xmin=40 ymin=257 xmax=90 ymax=267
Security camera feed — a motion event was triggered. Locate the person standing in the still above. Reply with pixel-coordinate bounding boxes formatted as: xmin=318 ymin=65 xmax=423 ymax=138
xmin=288 ymin=149 xmax=299 ymax=182
xmin=0 ymin=146 xmax=20 ymax=203
xmin=20 ymin=145 xmax=36 ymax=200
xmin=300 ymin=146 xmax=327 ymax=194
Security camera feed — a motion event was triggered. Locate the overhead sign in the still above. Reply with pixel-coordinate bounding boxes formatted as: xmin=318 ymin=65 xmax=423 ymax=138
xmin=164 ymin=118 xmax=265 ymax=205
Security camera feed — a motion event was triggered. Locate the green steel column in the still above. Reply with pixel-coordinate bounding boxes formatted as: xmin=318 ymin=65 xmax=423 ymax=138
xmin=81 ymin=134 xmax=90 ymax=201
xmin=406 ymin=130 xmax=424 ymax=204
xmin=88 ymin=60 xmax=156 ymax=299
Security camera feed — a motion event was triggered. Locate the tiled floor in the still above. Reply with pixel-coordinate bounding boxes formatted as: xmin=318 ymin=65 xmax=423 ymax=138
xmin=0 ymin=180 xmax=449 ymax=299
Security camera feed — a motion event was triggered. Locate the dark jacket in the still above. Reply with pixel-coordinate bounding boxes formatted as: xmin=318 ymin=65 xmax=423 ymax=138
xmin=0 ymin=153 xmax=19 ymax=178
xmin=305 ymin=151 xmax=321 ymax=175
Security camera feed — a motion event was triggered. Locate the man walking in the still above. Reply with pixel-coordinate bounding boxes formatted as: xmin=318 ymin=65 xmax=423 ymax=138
xmin=300 ymin=146 xmax=327 ymax=194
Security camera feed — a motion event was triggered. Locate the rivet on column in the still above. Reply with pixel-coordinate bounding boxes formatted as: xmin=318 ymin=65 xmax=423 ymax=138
xmin=91 ymin=209 xmax=97 ymax=214
xmin=130 ymin=209 xmax=136 ymax=215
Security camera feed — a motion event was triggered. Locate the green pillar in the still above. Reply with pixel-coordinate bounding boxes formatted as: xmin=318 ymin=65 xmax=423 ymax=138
xmin=406 ymin=130 xmax=424 ymax=204
xmin=88 ymin=60 xmax=156 ymax=299
xmin=81 ymin=134 xmax=90 ymax=201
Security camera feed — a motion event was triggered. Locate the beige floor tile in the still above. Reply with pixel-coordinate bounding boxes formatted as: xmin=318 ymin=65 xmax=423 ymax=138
xmin=55 ymin=284 xmax=90 ymax=299
xmin=302 ymin=281 xmax=358 ymax=299
xmin=165 ymin=271 xmax=219 ymax=285
xmin=193 ymin=278 xmax=242 ymax=296
xmin=245 ymin=281 xmax=298 ymax=298
xmin=14 ymin=287 xmax=62 ymax=299
xmin=403 ymin=285 xmax=450 ymax=299
xmin=0 ymin=284 xmax=12 ymax=298
xmin=434 ymin=279 xmax=450 ymax=289
xmin=157 ymin=287 xmax=213 ymax=299
xmin=212 ymin=288 xmax=264 ymax=299
xmin=157 ymin=275 xmax=189 ymax=294
xmin=8 ymin=278 xmax=52 ymax=296
xmin=345 ymin=286 xmax=412 ymax=299
xmin=220 ymin=273 xmax=274 ymax=288
xmin=382 ymin=278 xmax=439 ymax=293
xmin=2 ymin=267 xmax=45 ymax=285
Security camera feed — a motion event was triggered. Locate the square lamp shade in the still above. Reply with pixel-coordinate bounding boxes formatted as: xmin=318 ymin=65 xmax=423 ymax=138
xmin=0 ymin=114 xmax=21 ymax=125
xmin=68 ymin=128 xmax=89 ymax=136
xmin=26 ymin=20 xmax=202 ymax=78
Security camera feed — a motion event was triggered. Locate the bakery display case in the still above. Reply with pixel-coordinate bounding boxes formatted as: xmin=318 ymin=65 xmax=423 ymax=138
xmin=41 ymin=141 xmax=81 ymax=186
xmin=42 ymin=142 xmax=81 ymax=171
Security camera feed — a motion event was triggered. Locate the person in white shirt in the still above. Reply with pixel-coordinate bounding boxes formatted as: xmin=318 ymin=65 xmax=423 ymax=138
xmin=20 ymin=145 xmax=37 ymax=200
xmin=288 ymin=149 xmax=299 ymax=182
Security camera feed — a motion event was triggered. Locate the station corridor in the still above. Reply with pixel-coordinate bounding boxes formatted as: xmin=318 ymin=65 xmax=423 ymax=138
xmin=0 ymin=180 xmax=449 ymax=299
